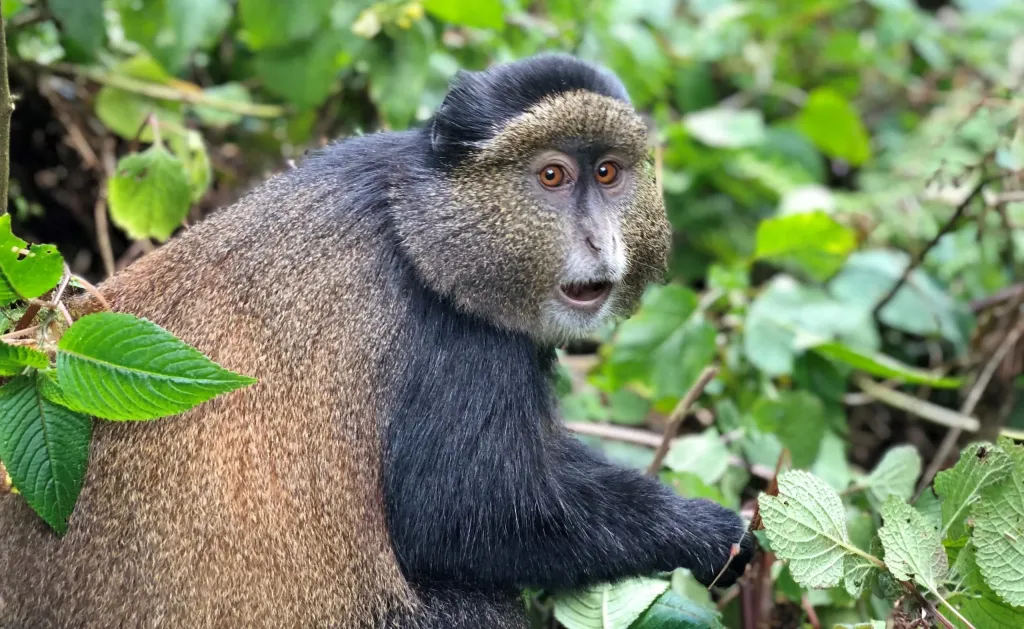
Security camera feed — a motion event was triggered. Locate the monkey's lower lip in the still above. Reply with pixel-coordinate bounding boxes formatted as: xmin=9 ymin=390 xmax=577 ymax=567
xmin=558 ymin=281 xmax=613 ymax=310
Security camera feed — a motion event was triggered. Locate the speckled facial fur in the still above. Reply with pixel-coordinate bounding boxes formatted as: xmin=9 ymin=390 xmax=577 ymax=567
xmin=394 ymin=88 xmax=672 ymax=341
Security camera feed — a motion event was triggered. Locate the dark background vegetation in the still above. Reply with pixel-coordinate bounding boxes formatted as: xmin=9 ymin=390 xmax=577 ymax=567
xmin=3 ymin=0 xmax=1023 ymax=627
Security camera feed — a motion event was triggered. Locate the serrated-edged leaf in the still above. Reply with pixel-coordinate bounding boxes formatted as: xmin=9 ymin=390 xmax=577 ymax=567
xmin=843 ymin=554 xmax=878 ymax=598
xmin=631 ymin=590 xmax=725 ymax=629
xmin=950 ymin=544 xmax=1024 ymax=629
xmin=56 ymin=312 xmax=256 ymax=421
xmin=0 ymin=375 xmax=91 ymax=534
xmin=108 ymin=145 xmax=192 ymax=242
xmin=0 ymin=214 xmax=65 ymax=304
xmin=833 ymin=623 xmax=885 ymax=629
xmin=934 ymin=442 xmax=1013 ymax=543
xmin=553 ymin=577 xmax=668 ymax=629
xmin=758 ymin=470 xmax=863 ymax=589
xmin=972 ymin=440 xmax=1024 ymax=606
xmin=0 ymin=342 xmax=50 ymax=375
xmin=863 ymin=445 xmax=922 ymax=505
xmin=663 ymin=428 xmax=729 ymax=484
xmin=878 ymin=496 xmax=948 ymax=590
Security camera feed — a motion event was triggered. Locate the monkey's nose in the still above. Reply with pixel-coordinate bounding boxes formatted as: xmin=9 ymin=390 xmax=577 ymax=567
xmin=585 ymin=235 xmax=602 ymax=253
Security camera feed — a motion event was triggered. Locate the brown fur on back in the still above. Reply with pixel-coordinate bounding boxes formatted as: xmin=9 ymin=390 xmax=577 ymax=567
xmin=0 ymin=173 xmax=420 ymax=628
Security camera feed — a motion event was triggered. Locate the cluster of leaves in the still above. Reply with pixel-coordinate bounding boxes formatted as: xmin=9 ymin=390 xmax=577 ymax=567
xmin=759 ymin=438 xmax=1024 ymax=629
xmin=0 ymin=215 xmax=254 ymax=533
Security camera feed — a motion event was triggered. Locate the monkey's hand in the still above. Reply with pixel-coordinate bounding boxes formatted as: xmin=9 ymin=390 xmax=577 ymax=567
xmin=681 ymin=499 xmax=756 ymax=589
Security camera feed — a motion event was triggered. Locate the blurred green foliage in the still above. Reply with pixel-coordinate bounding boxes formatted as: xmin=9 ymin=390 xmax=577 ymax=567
xmin=4 ymin=0 xmax=1024 ymax=627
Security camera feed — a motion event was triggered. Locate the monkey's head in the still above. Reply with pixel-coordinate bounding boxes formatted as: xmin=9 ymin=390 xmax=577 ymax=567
xmin=394 ymin=54 xmax=671 ymax=345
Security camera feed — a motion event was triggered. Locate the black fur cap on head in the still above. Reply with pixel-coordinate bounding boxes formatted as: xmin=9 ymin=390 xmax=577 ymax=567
xmin=429 ymin=53 xmax=632 ymax=168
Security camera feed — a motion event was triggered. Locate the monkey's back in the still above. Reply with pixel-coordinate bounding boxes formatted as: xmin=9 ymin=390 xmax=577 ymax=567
xmin=0 ymin=162 xmax=427 ymax=627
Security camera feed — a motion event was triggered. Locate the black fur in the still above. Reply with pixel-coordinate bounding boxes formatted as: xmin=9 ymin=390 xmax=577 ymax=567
xmin=430 ymin=53 xmax=631 ymax=168
xmin=293 ymin=54 xmax=754 ymax=627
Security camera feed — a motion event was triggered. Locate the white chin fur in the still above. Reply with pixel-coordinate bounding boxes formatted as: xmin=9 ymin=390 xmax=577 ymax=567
xmin=537 ymin=291 xmax=617 ymax=346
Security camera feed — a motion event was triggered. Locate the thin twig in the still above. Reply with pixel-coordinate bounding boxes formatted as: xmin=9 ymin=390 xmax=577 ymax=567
xmin=916 ymin=321 xmax=1024 ymax=498
xmin=647 ymin=366 xmax=719 ymax=475
xmin=0 ymin=9 xmax=13 ymax=210
xmin=564 ymin=421 xmax=775 ymax=480
xmin=872 ymin=177 xmax=990 ymax=320
xmin=72 ymin=274 xmax=111 ymax=312
xmin=801 ymin=595 xmax=822 ymax=629
xmin=854 ymin=375 xmax=981 ymax=432
xmin=1 ymin=325 xmax=39 ymax=340
xmin=37 ymin=62 xmax=286 ymax=118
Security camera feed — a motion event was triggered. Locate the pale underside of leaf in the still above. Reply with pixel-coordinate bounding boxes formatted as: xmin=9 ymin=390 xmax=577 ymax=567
xmin=758 ymin=470 xmax=861 ymax=589
xmin=554 ymin=578 xmax=669 ymax=629
xmin=878 ymin=496 xmax=948 ymax=590
xmin=971 ymin=448 xmax=1024 ymax=607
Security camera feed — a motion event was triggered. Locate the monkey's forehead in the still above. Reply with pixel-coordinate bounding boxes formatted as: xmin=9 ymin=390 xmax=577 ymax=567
xmin=476 ymin=91 xmax=651 ymax=164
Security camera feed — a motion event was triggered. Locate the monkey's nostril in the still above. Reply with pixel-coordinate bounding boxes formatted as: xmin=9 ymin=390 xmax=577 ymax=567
xmin=585 ymin=236 xmax=602 ymax=253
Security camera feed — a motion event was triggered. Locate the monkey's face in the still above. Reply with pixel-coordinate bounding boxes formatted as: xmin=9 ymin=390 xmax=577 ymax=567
xmin=404 ymin=90 xmax=671 ymax=343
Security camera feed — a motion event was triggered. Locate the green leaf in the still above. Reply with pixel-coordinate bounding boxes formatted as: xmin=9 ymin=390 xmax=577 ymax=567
xmin=829 ymin=250 xmax=971 ymax=352
xmin=108 ymin=145 xmax=192 ymax=242
xmin=0 ymin=214 xmax=65 ymax=305
xmin=168 ymin=130 xmax=212 ymax=204
xmin=833 ymin=623 xmax=885 ymax=629
xmin=93 ymin=87 xmax=182 ymax=142
xmin=0 ymin=342 xmax=50 ymax=375
xmin=631 ymin=590 xmax=725 ymax=629
xmin=743 ymin=275 xmax=879 ymax=376
xmin=811 ymin=341 xmax=964 ymax=389
xmin=367 ymin=23 xmax=434 ymax=129
xmin=843 ymin=553 xmax=879 ymax=598
xmin=663 ymin=428 xmax=729 ymax=484
xmin=49 ymin=0 xmax=105 ymax=52
xmin=0 ymin=375 xmax=91 ymax=534
xmin=683 ymin=108 xmax=766 ymax=149
xmin=553 ymin=577 xmax=668 ymax=629
xmin=749 ymin=391 xmax=826 ymax=469
xmin=753 ymin=211 xmax=858 ymax=282
xmin=797 ymin=88 xmax=871 ymax=165
xmin=423 ymin=0 xmax=505 ymax=29
xmin=239 ymin=0 xmax=335 ymax=49
xmin=113 ymin=0 xmax=232 ymax=72
xmin=934 ymin=443 xmax=1013 ymax=543
xmin=878 ymin=496 xmax=948 ymax=591
xmin=605 ymin=285 xmax=717 ymax=401
xmin=951 ymin=544 xmax=1024 ymax=629
xmin=56 ymin=312 xmax=256 ymax=421
xmin=192 ymin=83 xmax=253 ymax=128
xmin=758 ymin=470 xmax=865 ymax=589
xmin=862 ymin=445 xmax=922 ymax=505
xmin=253 ymin=31 xmax=347 ymax=109
xmin=972 ymin=439 xmax=1024 ymax=606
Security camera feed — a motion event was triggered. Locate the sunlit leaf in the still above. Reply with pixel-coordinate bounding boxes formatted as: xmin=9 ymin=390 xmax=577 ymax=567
xmin=0 ymin=214 xmax=64 ymax=305
xmin=972 ymin=438 xmax=1024 ymax=606
xmin=797 ymin=88 xmax=871 ymax=165
xmin=878 ymin=496 xmax=948 ymax=591
xmin=423 ymin=0 xmax=505 ymax=29
xmin=934 ymin=442 xmax=1013 ymax=543
xmin=753 ymin=211 xmax=858 ymax=282
xmin=683 ymin=108 xmax=766 ymax=149
xmin=108 ymin=145 xmax=192 ymax=242
xmin=0 ymin=342 xmax=50 ymax=376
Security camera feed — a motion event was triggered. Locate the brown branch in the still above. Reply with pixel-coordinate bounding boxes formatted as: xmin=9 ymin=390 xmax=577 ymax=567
xmin=35 ymin=62 xmax=287 ymax=118
xmin=0 ymin=8 xmax=14 ymax=211
xmin=872 ymin=176 xmax=990 ymax=320
xmin=916 ymin=321 xmax=1024 ymax=498
xmin=647 ymin=366 xmax=719 ymax=475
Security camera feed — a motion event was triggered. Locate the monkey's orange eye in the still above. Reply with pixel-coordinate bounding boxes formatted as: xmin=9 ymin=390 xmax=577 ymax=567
xmin=595 ymin=161 xmax=619 ymax=185
xmin=539 ymin=165 xmax=566 ymax=188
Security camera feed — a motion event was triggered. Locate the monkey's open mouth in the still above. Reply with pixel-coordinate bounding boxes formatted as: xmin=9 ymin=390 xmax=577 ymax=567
xmin=558 ymin=280 xmax=613 ymax=310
